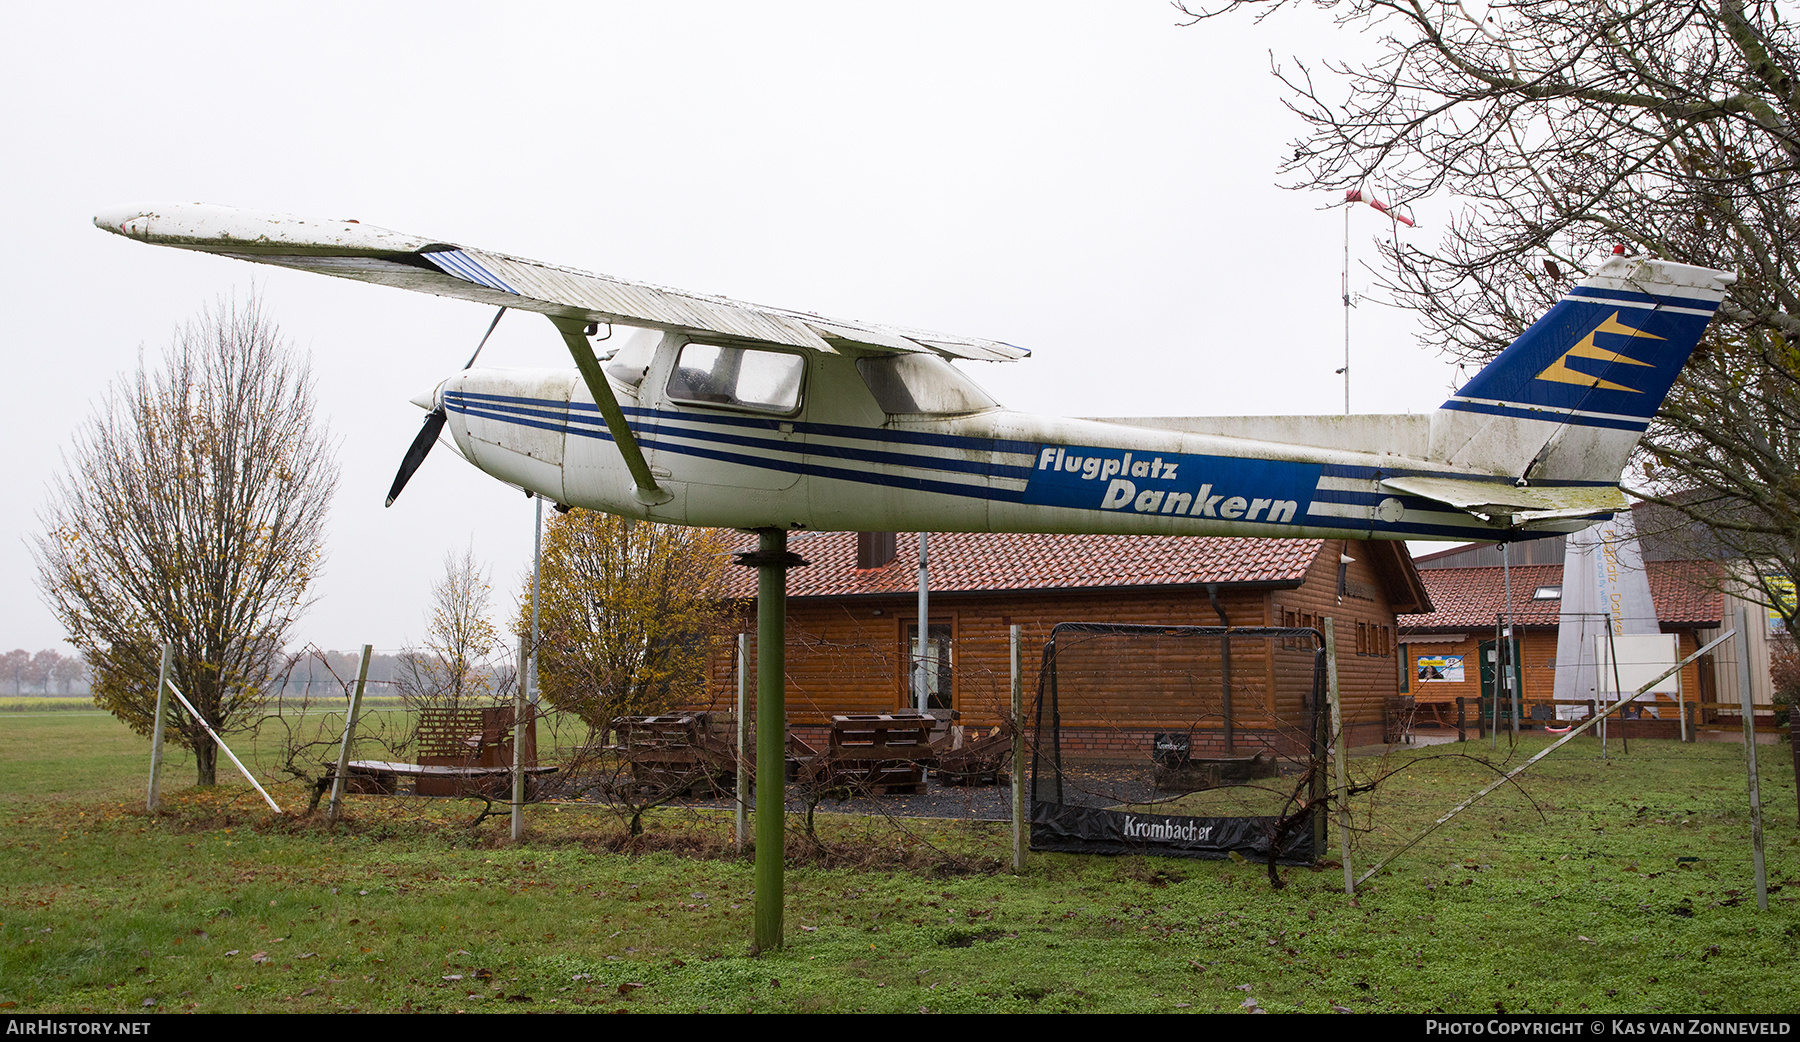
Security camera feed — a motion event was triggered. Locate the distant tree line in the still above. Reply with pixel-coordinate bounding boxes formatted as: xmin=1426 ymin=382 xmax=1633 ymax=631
xmin=272 ymin=648 xmax=511 ymax=702
xmin=0 ymin=644 xmax=520 ymax=701
xmin=1 ymin=649 xmax=92 ymax=695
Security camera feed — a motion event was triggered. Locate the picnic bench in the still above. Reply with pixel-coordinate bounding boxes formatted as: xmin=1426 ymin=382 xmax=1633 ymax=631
xmin=407 ymin=705 xmax=542 ymax=797
xmin=343 ymin=759 xmax=558 ymax=799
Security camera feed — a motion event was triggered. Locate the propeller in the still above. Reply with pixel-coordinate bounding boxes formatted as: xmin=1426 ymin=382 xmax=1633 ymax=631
xmin=385 ymin=307 xmax=507 ymax=507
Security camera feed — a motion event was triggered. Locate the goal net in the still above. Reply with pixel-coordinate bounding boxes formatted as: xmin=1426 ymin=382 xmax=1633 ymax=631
xmin=1029 ymin=623 xmax=1329 ymax=865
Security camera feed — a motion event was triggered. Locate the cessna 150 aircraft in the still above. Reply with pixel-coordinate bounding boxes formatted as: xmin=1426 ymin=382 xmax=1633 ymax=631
xmin=94 ymin=204 xmax=1734 ymax=544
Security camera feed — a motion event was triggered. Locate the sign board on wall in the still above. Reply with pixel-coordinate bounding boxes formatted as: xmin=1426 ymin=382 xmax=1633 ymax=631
xmin=1597 ymin=632 xmax=1680 ymax=697
xmin=1417 ymin=655 xmax=1465 ymax=683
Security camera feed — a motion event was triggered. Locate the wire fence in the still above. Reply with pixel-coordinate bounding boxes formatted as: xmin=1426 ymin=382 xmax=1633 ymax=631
xmin=234 ymin=635 xmax=1798 ymax=886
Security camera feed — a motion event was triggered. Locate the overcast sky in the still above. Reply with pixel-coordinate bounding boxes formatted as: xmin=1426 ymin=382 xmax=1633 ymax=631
xmin=0 ymin=2 xmax=1471 ymax=657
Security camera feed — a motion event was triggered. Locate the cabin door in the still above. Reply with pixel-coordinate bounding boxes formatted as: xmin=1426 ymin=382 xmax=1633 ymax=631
xmin=1478 ymin=637 xmax=1524 ymax=710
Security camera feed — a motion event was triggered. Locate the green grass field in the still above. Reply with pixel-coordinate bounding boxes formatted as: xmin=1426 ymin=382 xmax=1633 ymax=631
xmin=2 ymin=713 xmax=1797 ymax=1013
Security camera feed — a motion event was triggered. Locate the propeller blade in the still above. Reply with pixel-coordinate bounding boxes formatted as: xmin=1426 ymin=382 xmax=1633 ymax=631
xmin=386 ymin=409 xmax=447 ymax=507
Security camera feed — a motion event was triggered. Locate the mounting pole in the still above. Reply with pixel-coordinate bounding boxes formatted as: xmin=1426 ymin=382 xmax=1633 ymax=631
xmin=1502 ymin=542 xmax=1519 ymax=740
xmin=1324 ymin=619 xmax=1353 ymax=895
xmin=512 ymin=643 xmax=527 ymax=843
xmin=530 ymin=495 xmax=542 ymax=712
xmin=1010 ymin=624 xmax=1024 ymax=874
xmin=1341 ymin=204 xmax=1351 ymax=415
xmin=736 ymin=529 xmax=808 ymax=953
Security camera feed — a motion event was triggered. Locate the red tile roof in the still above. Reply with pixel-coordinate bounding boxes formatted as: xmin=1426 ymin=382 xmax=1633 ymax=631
xmin=1400 ymin=560 xmax=1723 ymax=631
xmin=721 ymin=532 xmax=1327 ymax=600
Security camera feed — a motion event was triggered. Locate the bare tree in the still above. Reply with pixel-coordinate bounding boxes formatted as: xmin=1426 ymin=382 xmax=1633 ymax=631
xmin=396 ymin=546 xmax=503 ymax=709
xmin=34 ymin=297 xmax=338 ymax=785
xmin=1182 ymin=0 xmax=1800 ymax=623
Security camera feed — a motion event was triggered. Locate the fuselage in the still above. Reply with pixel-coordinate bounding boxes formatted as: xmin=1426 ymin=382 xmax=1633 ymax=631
xmin=436 ymin=331 xmax=1579 ymax=542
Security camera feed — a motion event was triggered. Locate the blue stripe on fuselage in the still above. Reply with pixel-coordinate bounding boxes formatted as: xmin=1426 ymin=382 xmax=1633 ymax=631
xmin=443 ymin=391 xmax=1549 ymax=538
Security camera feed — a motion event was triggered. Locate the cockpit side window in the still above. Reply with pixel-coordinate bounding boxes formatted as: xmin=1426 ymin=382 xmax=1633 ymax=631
xmin=666 ymin=342 xmax=805 ymax=414
xmin=856 ymin=353 xmax=999 ymax=416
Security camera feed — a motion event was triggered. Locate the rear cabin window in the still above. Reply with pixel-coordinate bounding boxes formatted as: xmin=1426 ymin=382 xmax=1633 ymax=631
xmin=666 ymin=343 xmax=804 ymax=414
xmin=856 ymin=354 xmax=998 ymax=416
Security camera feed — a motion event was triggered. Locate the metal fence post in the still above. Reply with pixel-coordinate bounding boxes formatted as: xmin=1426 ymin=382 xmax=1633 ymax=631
xmin=1011 ymin=624 xmax=1024 ymax=874
xmin=326 ymin=644 xmax=372 ymax=822
xmin=147 ymin=642 xmax=172 ymax=813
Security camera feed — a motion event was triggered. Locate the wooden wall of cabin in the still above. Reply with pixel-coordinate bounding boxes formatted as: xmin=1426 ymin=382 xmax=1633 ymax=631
xmin=1268 ymin=539 xmax=1404 ymax=746
xmin=700 ymin=584 xmax=1281 ymax=733
xmin=696 ymin=539 xmax=1405 ymax=750
xmin=1401 ymin=628 xmax=1706 ymax=719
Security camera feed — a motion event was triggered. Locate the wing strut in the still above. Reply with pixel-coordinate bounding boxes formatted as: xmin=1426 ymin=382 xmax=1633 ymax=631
xmin=550 ymin=316 xmax=672 ymax=506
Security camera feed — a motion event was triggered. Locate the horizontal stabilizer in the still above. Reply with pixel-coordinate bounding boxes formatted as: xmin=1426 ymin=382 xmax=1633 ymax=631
xmin=1380 ymin=475 xmax=1627 ymax=527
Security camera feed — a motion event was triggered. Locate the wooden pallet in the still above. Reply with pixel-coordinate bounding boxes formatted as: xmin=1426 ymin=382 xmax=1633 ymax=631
xmin=804 ymin=713 xmax=938 ymax=793
xmin=611 ymin=713 xmax=739 ymax=797
xmin=934 ymin=725 xmax=1013 ymax=787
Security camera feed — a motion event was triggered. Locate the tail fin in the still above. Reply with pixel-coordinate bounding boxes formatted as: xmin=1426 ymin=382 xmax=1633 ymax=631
xmin=1427 ymin=255 xmax=1735 ymax=484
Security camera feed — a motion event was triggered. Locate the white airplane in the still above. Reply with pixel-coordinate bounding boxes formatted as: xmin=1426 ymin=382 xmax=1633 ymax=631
xmin=94 ymin=204 xmax=1733 ymax=543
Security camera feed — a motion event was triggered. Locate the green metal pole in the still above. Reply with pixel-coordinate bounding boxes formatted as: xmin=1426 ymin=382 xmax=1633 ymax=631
xmin=755 ymin=529 xmax=789 ymax=953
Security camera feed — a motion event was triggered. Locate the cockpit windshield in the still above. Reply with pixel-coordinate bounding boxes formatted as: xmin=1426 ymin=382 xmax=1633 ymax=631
xmin=856 ymin=354 xmax=999 ymax=416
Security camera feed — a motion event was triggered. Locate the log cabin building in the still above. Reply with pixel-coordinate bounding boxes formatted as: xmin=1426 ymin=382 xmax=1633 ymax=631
xmin=1399 ymin=546 xmax=1724 ymax=730
xmin=710 ymin=532 xmax=1431 ymax=752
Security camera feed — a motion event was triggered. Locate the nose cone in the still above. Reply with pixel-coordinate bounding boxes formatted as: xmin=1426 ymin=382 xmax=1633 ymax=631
xmin=411 ymin=381 xmax=444 ymax=412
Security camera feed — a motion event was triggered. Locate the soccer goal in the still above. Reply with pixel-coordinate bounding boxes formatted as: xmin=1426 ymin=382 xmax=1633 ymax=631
xmin=1029 ymin=622 xmax=1330 ymax=865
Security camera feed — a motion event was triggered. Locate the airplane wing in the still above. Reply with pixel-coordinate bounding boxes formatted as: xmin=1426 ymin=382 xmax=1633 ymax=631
xmin=92 ymin=203 xmax=1028 ymax=363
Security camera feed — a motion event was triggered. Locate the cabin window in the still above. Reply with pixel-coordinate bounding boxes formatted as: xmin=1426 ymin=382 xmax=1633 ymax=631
xmin=856 ymin=354 xmax=999 ymax=416
xmin=667 ymin=342 xmax=804 ymax=414
xmin=1280 ymin=608 xmax=1303 ymax=649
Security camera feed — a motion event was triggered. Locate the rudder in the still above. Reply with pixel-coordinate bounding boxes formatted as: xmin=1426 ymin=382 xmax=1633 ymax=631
xmin=1428 ymin=254 xmax=1734 ymax=483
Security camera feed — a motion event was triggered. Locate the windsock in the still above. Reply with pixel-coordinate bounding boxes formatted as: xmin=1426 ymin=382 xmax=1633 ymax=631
xmin=1345 ymin=188 xmax=1416 ymax=227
